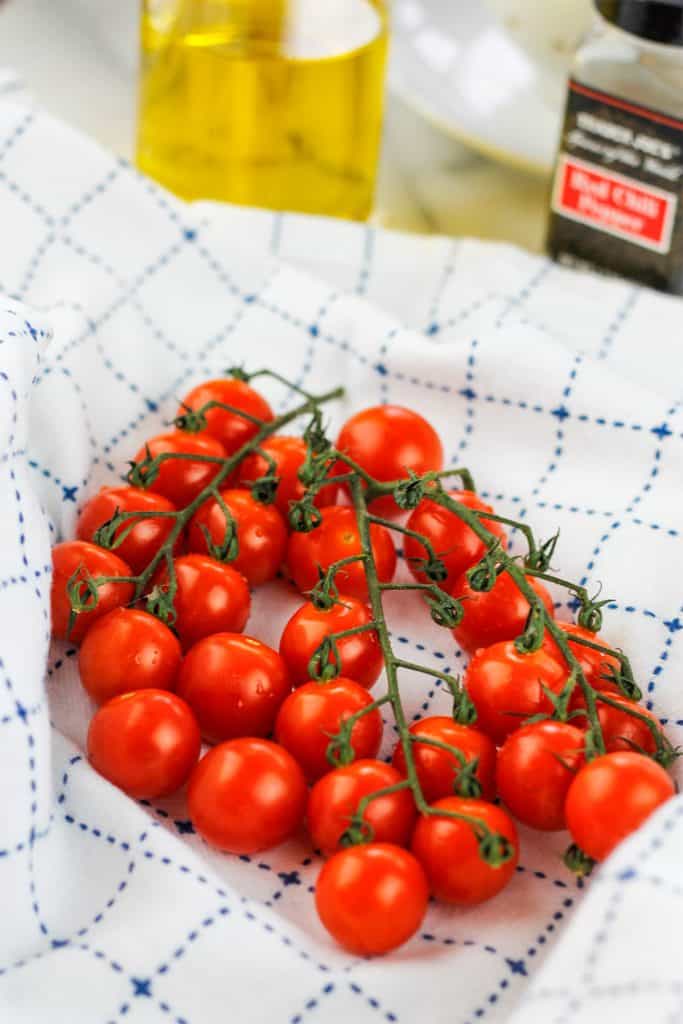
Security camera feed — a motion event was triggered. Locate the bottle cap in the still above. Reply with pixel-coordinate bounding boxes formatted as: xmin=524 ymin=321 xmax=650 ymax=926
xmin=596 ymin=0 xmax=683 ymax=45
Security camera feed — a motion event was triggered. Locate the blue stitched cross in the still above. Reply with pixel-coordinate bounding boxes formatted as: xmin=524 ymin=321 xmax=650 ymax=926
xmin=61 ymin=485 xmax=78 ymax=502
xmin=278 ymin=870 xmax=301 ymax=887
xmin=131 ymin=978 xmax=152 ymax=997
xmin=506 ymin=958 xmax=527 ymax=976
xmin=551 ymin=404 xmax=570 ymax=422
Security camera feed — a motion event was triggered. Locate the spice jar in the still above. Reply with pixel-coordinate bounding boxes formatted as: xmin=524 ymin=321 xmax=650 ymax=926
xmin=547 ymin=0 xmax=683 ymax=293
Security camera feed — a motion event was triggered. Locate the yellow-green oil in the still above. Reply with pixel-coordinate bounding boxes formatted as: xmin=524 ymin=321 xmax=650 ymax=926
xmin=136 ymin=0 xmax=388 ymax=220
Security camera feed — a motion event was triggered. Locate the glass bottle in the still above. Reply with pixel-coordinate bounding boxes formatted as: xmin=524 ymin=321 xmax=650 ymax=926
xmin=136 ymin=0 xmax=389 ymax=221
xmin=547 ymin=0 xmax=683 ymax=293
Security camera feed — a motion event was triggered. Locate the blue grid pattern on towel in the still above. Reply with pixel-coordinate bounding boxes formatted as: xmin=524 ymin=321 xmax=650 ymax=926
xmin=0 ymin=93 xmax=681 ymax=1024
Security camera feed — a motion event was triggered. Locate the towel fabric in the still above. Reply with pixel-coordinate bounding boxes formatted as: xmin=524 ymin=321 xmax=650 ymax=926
xmin=0 ymin=89 xmax=682 ymax=1024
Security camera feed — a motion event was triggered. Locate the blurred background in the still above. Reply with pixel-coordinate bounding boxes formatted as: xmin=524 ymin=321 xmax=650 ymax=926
xmin=0 ymin=0 xmax=596 ymax=252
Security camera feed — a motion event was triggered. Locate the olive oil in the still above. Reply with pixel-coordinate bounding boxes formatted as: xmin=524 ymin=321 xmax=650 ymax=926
xmin=137 ymin=0 xmax=388 ymax=220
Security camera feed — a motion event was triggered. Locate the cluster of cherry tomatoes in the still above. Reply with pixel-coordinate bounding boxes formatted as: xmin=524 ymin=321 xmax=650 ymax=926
xmin=49 ymin=374 xmax=676 ymax=957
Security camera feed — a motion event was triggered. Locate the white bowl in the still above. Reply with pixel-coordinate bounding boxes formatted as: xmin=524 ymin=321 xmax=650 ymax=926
xmin=483 ymin=0 xmax=594 ymax=73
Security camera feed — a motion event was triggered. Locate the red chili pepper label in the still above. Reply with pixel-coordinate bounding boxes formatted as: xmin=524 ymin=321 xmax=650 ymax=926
xmin=552 ymin=155 xmax=677 ymax=254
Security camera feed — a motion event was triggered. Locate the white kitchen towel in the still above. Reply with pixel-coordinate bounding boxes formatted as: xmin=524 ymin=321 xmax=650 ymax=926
xmin=0 ymin=90 xmax=682 ymax=1024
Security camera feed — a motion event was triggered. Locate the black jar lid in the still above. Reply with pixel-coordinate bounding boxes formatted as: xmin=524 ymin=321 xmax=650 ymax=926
xmin=596 ymin=0 xmax=683 ymax=45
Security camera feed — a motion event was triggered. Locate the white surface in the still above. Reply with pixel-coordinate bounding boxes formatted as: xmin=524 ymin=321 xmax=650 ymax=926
xmin=1 ymin=83 xmax=683 ymax=1024
xmin=0 ymin=0 xmax=552 ymax=251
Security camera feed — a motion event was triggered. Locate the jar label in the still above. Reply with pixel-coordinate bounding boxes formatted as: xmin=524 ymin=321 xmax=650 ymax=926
xmin=548 ymin=79 xmax=683 ymax=292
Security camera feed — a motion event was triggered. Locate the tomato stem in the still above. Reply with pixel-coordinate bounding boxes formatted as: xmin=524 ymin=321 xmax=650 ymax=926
xmin=595 ymin=692 xmax=676 ymax=766
xmin=344 ymin=474 xmax=512 ymax=861
xmin=67 ymin=377 xmax=344 ymax=623
xmin=430 ymin=487 xmax=609 ymax=757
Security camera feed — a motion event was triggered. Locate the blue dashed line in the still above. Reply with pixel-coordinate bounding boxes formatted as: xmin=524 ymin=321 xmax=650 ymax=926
xmin=596 ymin=287 xmax=639 ymax=360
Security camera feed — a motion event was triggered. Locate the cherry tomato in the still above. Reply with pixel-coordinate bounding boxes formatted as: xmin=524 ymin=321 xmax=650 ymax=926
xmin=236 ymin=435 xmax=338 ymax=517
xmin=596 ymin=696 xmax=660 ymax=755
xmin=404 ymin=491 xmax=507 ymax=591
xmin=279 ymin=597 xmax=383 ymax=689
xmin=307 ymin=760 xmax=416 ymax=855
xmin=336 ymin=405 xmax=444 ymax=516
xmin=569 ymin=690 xmax=661 ymax=752
xmin=543 ymin=623 xmax=622 ymax=692
xmin=176 ymin=633 xmax=291 ymax=743
xmin=178 ymin=378 xmax=273 ymax=456
xmin=452 ymin=572 xmax=555 ymax=654
xmin=87 ymin=689 xmax=201 ymax=799
xmin=51 ymin=541 xmax=134 ymax=643
xmin=315 ymin=843 xmax=429 ymax=955
xmin=133 ymin=432 xmax=227 ymax=508
xmin=187 ymin=488 xmax=287 ymax=586
xmin=287 ymin=506 xmax=396 ymax=601
xmin=411 ymin=797 xmax=519 ymax=905
xmin=78 ymin=608 xmax=182 ymax=704
xmin=565 ymin=751 xmax=675 ymax=861
xmin=496 ymin=721 xmax=585 ymax=831
xmin=392 ymin=717 xmax=497 ymax=803
xmin=464 ymin=641 xmax=568 ymax=744
xmin=188 ymin=738 xmax=307 ymax=854
xmin=152 ymin=554 xmax=250 ymax=651
xmin=76 ymin=486 xmax=179 ymax=576
xmin=275 ymin=678 xmax=383 ymax=782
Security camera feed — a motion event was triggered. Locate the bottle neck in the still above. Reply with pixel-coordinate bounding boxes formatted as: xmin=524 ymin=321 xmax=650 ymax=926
xmin=594 ymin=9 xmax=683 ymax=59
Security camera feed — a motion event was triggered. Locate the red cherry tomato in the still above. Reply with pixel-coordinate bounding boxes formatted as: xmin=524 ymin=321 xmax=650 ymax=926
xmin=404 ymin=491 xmax=507 ymax=591
xmin=451 ymin=572 xmax=555 ymax=654
xmin=315 ymin=844 xmax=429 ymax=955
xmin=275 ymin=678 xmax=383 ymax=782
xmin=76 ymin=486 xmax=179 ymax=575
xmin=392 ymin=717 xmax=497 ymax=803
xmin=336 ymin=405 xmax=444 ymax=516
xmin=51 ymin=541 xmax=134 ymax=643
xmin=307 ymin=760 xmax=416 ymax=856
xmin=133 ymin=432 xmax=227 ymax=508
xmin=187 ymin=488 xmax=287 ymax=586
xmin=152 ymin=554 xmax=250 ymax=651
xmin=176 ymin=633 xmax=291 ymax=743
xmin=464 ymin=641 xmax=568 ymax=744
xmin=178 ymin=378 xmax=273 ymax=455
xmin=543 ymin=623 xmax=622 ymax=691
xmin=188 ymin=738 xmax=307 ymax=854
xmin=78 ymin=608 xmax=182 ymax=704
xmin=279 ymin=597 xmax=383 ymax=689
xmin=236 ymin=435 xmax=338 ymax=517
xmin=411 ymin=797 xmax=519 ymax=905
xmin=595 ymin=696 xmax=661 ymax=755
xmin=496 ymin=721 xmax=585 ymax=831
xmin=287 ymin=506 xmax=396 ymax=601
xmin=565 ymin=752 xmax=675 ymax=861
xmin=87 ymin=689 xmax=201 ymax=799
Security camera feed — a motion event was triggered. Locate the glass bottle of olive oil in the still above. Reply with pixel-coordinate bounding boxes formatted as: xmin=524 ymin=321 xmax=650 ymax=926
xmin=136 ymin=0 xmax=389 ymax=220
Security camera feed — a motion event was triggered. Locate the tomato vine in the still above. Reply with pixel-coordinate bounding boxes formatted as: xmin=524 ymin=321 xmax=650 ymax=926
xmin=64 ymin=367 xmax=677 ymax=874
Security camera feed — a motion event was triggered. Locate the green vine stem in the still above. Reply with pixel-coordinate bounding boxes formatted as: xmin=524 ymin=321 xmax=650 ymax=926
xmin=344 ymin=473 xmax=514 ymax=865
xmin=411 ymin=486 xmax=610 ymax=755
xmin=67 ymin=371 xmax=344 ymax=627
xmin=309 ymin=444 xmax=673 ymax=865
xmin=67 ymin=368 xmax=675 ymax=871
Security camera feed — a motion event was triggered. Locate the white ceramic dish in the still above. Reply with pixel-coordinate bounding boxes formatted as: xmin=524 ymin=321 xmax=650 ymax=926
xmin=388 ymin=0 xmax=593 ymax=176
